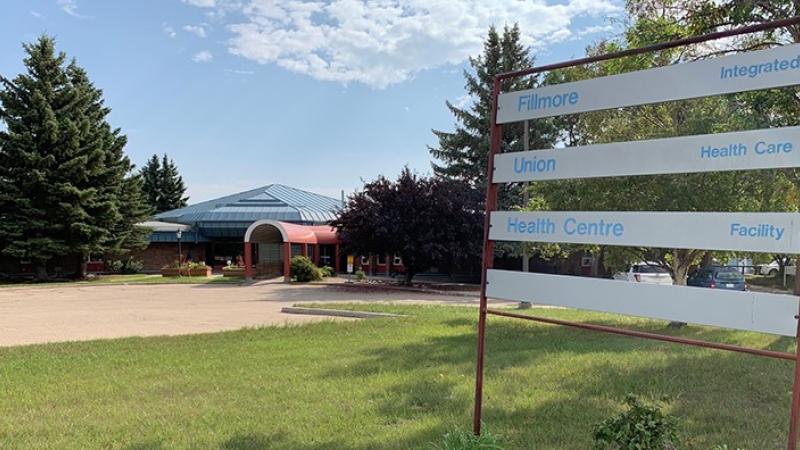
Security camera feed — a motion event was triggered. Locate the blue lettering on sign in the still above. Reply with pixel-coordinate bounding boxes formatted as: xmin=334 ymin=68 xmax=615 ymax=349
xmin=563 ymin=218 xmax=624 ymax=237
xmin=730 ymin=223 xmax=785 ymax=241
xmin=754 ymin=141 xmax=793 ymax=154
xmin=720 ymin=55 xmax=800 ymax=80
xmin=700 ymin=143 xmax=747 ymax=159
xmin=699 ymin=141 xmax=794 ymax=159
xmin=517 ymin=91 xmax=579 ymax=112
xmin=513 ymin=156 xmax=556 ymax=175
xmin=507 ymin=217 xmax=556 ymax=234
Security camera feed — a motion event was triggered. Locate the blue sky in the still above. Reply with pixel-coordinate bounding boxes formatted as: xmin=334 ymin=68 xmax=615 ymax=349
xmin=1 ymin=0 xmax=622 ymax=202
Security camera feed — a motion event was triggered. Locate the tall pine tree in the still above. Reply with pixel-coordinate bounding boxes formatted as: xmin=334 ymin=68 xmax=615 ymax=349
xmin=158 ymin=154 xmax=188 ymax=213
xmin=0 ymin=36 xmax=150 ymax=278
xmin=430 ymin=24 xmax=556 ymax=203
xmin=110 ymin=173 xmax=153 ymax=256
xmin=140 ymin=154 xmax=161 ymax=211
xmin=139 ymin=154 xmax=188 ymax=213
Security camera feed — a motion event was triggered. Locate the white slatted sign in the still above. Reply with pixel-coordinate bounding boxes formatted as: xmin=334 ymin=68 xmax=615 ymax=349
xmin=497 ymin=43 xmax=800 ymax=123
xmin=487 ymin=270 xmax=798 ymax=337
xmin=488 ymin=41 xmax=800 ymax=336
xmin=493 ymin=126 xmax=800 ymax=183
xmin=490 ymin=211 xmax=800 ymax=253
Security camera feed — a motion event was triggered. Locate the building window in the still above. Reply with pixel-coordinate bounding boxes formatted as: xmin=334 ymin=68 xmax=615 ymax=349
xmin=291 ymin=244 xmax=303 ymax=257
xmin=393 ymin=255 xmax=403 ymax=265
xmin=361 ymin=256 xmax=369 ymax=265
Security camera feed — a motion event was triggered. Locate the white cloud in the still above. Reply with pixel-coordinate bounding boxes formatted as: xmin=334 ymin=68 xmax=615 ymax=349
xmin=224 ymin=68 xmax=255 ymax=75
xmin=163 ymin=23 xmax=177 ymax=38
xmin=192 ymin=50 xmax=214 ymax=63
xmin=184 ymin=24 xmax=208 ymax=38
xmin=183 ymin=0 xmax=217 ymax=7
xmin=182 ymin=0 xmax=621 ymax=88
xmin=57 ymin=0 xmax=88 ymax=18
xmin=30 ymin=10 xmax=43 ymax=19
xmin=577 ymin=24 xmax=615 ymax=37
xmin=453 ymin=94 xmax=474 ymax=109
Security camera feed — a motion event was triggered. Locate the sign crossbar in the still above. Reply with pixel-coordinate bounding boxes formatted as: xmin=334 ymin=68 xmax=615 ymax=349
xmin=473 ymin=16 xmax=800 ymax=449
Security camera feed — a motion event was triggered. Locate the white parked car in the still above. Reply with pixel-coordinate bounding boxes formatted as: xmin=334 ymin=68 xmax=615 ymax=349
xmin=759 ymin=261 xmax=796 ymax=277
xmin=613 ymin=262 xmax=674 ymax=285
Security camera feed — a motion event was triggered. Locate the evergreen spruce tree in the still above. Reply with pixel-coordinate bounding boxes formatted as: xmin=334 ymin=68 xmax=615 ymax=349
xmin=430 ymin=24 xmax=556 ymax=203
xmin=139 ymin=153 xmax=187 ymax=213
xmin=64 ymin=61 xmax=128 ymax=276
xmin=0 ymin=37 xmax=82 ymax=278
xmin=0 ymin=36 xmax=149 ymax=278
xmin=140 ymin=154 xmax=161 ymax=211
xmin=110 ymin=173 xmax=152 ymax=256
xmin=157 ymin=154 xmax=188 ymax=213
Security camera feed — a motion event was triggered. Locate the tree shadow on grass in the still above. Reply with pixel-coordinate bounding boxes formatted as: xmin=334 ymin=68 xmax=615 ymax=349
xmin=218 ymin=428 xmax=443 ymax=450
xmin=319 ymin=312 xmax=794 ymax=449
xmin=478 ymin=347 xmax=792 ymax=449
xmin=122 ymin=441 xmax=166 ymax=450
xmin=323 ymin=315 xmax=764 ymax=381
xmin=219 ymin=433 xmax=277 ymax=450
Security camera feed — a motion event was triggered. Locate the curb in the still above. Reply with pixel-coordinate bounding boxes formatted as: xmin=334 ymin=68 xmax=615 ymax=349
xmin=327 ymin=282 xmax=479 ymax=298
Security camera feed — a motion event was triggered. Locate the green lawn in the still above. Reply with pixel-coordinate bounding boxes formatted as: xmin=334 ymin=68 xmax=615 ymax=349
xmin=747 ymin=274 xmax=795 ymax=292
xmin=0 ymin=273 xmax=242 ymax=288
xmin=0 ymin=304 xmax=794 ymax=449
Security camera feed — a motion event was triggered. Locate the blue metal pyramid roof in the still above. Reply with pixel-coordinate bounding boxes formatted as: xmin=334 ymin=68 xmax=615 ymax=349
xmin=154 ymin=184 xmax=342 ymax=226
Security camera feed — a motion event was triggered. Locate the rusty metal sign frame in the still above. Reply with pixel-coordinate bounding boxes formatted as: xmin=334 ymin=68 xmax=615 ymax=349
xmin=473 ymin=17 xmax=800 ymax=449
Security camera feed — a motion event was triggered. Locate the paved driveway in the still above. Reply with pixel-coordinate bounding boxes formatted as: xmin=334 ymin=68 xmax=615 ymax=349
xmin=0 ymin=280 xmax=503 ymax=347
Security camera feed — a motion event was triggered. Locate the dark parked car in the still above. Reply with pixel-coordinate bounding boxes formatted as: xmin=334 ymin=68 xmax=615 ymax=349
xmin=687 ymin=267 xmax=746 ymax=291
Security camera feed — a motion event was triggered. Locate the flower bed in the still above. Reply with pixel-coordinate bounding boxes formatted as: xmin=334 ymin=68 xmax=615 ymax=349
xmin=222 ymin=266 xmax=246 ymax=277
xmin=161 ymin=263 xmax=212 ymax=278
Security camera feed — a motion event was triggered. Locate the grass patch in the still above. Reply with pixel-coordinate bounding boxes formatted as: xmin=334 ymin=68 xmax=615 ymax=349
xmin=432 ymin=428 xmax=504 ymax=450
xmin=0 ymin=304 xmax=793 ymax=449
xmin=746 ymin=274 xmax=794 ymax=292
xmin=0 ymin=273 xmax=242 ymax=288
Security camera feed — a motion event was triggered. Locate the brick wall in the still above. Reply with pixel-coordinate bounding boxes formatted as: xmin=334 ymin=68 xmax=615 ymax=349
xmin=130 ymin=243 xmax=207 ymax=273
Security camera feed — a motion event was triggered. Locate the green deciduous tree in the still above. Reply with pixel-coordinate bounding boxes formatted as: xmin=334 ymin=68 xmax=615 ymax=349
xmin=532 ymin=6 xmax=800 ymax=284
xmin=0 ymin=36 xmax=150 ymax=278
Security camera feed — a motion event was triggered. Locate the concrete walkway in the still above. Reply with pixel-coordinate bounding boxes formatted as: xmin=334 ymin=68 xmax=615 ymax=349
xmin=0 ymin=280 xmax=511 ymax=347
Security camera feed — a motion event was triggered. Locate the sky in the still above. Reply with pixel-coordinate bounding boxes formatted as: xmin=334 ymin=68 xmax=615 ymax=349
xmin=1 ymin=0 xmax=623 ymax=202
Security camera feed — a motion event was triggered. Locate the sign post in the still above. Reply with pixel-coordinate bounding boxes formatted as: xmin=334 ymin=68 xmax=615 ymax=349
xmin=346 ymin=255 xmax=354 ymax=283
xmin=472 ymin=17 xmax=800 ymax=449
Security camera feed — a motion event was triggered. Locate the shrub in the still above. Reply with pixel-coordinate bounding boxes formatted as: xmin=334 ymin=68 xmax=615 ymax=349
xmin=107 ymin=257 xmax=143 ymax=274
xmin=107 ymin=260 xmax=124 ymax=273
xmin=291 ymin=256 xmax=322 ymax=282
xmin=120 ymin=258 xmax=143 ymax=274
xmin=320 ymin=266 xmax=334 ymax=277
xmin=430 ymin=428 xmax=504 ymax=450
xmin=187 ymin=261 xmax=206 ymax=270
xmin=593 ymin=394 xmax=679 ymax=450
xmin=355 ymin=269 xmax=367 ymax=281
